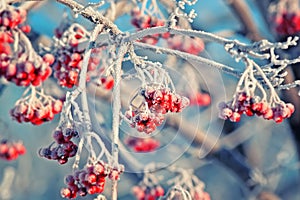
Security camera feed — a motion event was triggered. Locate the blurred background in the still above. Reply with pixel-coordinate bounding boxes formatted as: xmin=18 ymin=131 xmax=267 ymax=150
xmin=0 ymin=0 xmax=299 ymax=200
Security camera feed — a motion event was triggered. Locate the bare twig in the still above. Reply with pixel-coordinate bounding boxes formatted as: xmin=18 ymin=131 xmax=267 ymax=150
xmin=224 ymin=0 xmax=263 ymax=41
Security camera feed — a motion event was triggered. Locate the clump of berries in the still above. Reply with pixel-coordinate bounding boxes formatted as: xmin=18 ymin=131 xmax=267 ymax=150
xmin=39 ymin=126 xmax=79 ymax=164
xmin=142 ymin=86 xmax=190 ymax=114
xmin=60 ymin=161 xmax=124 ymax=199
xmin=0 ymin=4 xmax=54 ymax=87
xmin=0 ymin=139 xmax=26 ymax=161
xmin=125 ymin=110 xmax=165 ymax=134
xmin=125 ymin=136 xmax=160 ymax=152
xmin=167 ymin=35 xmax=205 ymax=55
xmin=0 ymin=54 xmax=54 ymax=87
xmin=52 ymin=24 xmax=100 ymax=88
xmin=0 ymin=5 xmax=28 ymax=30
xmin=10 ymin=88 xmax=63 ymax=125
xmin=130 ymin=7 xmax=205 ymax=54
xmin=218 ymin=92 xmax=295 ymax=123
xmin=125 ymin=85 xmax=189 ymax=134
xmin=131 ymin=8 xmax=170 ymax=45
xmin=272 ymin=11 xmax=300 ymax=35
xmin=132 ymin=185 xmax=164 ymax=200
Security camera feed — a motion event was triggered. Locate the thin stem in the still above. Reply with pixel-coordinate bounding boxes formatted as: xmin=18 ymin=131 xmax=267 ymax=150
xmin=67 ymin=24 xmax=104 ymax=172
xmin=251 ymin=60 xmax=281 ymax=103
xmin=85 ymin=132 xmax=112 ymax=161
xmin=224 ymin=0 xmax=263 ymax=41
xmin=18 ymin=29 xmax=36 ymax=61
xmin=125 ymin=26 xmax=232 ymax=44
xmin=73 ymin=136 xmax=85 ymax=170
xmin=278 ymin=80 xmax=300 ymax=90
xmin=133 ymin=41 xmax=241 ymax=77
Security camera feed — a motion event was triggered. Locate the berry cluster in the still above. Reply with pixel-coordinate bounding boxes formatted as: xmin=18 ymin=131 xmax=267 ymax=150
xmin=10 ymin=93 xmax=63 ymax=125
xmin=142 ymin=86 xmax=190 ymax=114
xmin=0 ymin=5 xmax=54 ymax=87
xmin=167 ymin=35 xmax=205 ymax=55
xmin=218 ymin=92 xmax=295 ymax=123
xmin=189 ymin=92 xmax=211 ymax=107
xmin=132 ymin=185 xmax=164 ymax=200
xmin=126 ymin=110 xmax=165 ymax=134
xmin=60 ymin=162 xmax=108 ymax=199
xmin=130 ymin=7 xmax=205 ymax=54
xmin=126 ymin=86 xmax=189 ymax=134
xmin=0 ymin=32 xmax=13 ymax=54
xmin=0 ymin=5 xmax=27 ymax=30
xmin=52 ymin=24 xmax=99 ymax=88
xmin=272 ymin=12 xmax=300 ymax=35
xmin=39 ymin=127 xmax=78 ymax=164
xmin=61 ymin=161 xmax=124 ymax=199
xmin=131 ymin=8 xmax=169 ymax=45
xmin=0 ymin=139 xmax=26 ymax=161
xmin=125 ymin=136 xmax=160 ymax=152
xmin=0 ymin=54 xmax=54 ymax=86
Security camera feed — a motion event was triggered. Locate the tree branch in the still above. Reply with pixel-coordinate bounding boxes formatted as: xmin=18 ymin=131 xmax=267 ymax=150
xmin=56 ymin=0 xmax=121 ymax=35
xmin=224 ymin=0 xmax=263 ymax=41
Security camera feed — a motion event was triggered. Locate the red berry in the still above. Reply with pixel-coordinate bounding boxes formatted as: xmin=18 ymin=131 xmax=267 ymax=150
xmin=0 ymin=143 xmax=9 ymax=155
xmin=86 ymin=173 xmax=97 ymax=184
xmin=109 ymin=170 xmax=120 ymax=181
xmin=263 ymin=108 xmax=273 ymax=120
xmin=13 ymin=142 xmax=26 ymax=155
xmin=43 ymin=54 xmax=55 ymax=65
xmin=20 ymin=25 xmax=31 ymax=33
xmin=155 ymin=186 xmax=164 ymax=197
xmin=61 ymin=188 xmax=71 ymax=198
xmin=230 ymin=112 xmax=241 ymax=122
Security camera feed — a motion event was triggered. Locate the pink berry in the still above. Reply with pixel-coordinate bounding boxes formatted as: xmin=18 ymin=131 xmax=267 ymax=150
xmin=61 ymin=188 xmax=71 ymax=198
xmin=230 ymin=112 xmax=241 ymax=122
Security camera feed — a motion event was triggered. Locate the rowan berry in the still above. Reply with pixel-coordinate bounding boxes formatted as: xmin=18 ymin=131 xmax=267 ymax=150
xmin=0 ymin=140 xmax=26 ymax=161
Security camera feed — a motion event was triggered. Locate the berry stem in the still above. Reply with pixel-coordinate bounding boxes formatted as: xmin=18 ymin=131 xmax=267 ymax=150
xmin=250 ymin=59 xmax=281 ymax=103
xmin=72 ymin=135 xmax=85 ymax=170
xmin=18 ymin=29 xmax=37 ymax=62
xmin=85 ymin=131 xmax=112 ymax=161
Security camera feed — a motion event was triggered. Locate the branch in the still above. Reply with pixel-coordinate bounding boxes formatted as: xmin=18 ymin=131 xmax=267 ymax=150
xmin=56 ymin=0 xmax=121 ymax=34
xmin=224 ymin=0 xmax=263 ymax=41
xmin=20 ymin=0 xmax=45 ymax=11
xmin=133 ymin=41 xmax=241 ymax=77
xmin=110 ymin=44 xmax=128 ymax=200
xmin=105 ymin=0 xmax=134 ymax=21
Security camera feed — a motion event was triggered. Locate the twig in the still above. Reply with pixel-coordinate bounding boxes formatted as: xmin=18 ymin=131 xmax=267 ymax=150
xmin=56 ymin=0 xmax=121 ymax=35
xmin=110 ymin=44 xmax=129 ymax=200
xmin=133 ymin=41 xmax=241 ymax=77
xmin=224 ymin=0 xmax=263 ymax=41
xmin=20 ymin=0 xmax=45 ymax=11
